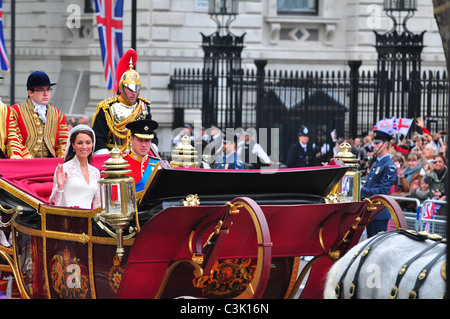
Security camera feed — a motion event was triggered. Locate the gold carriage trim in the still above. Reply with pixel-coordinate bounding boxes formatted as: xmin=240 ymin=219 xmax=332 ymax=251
xmin=0 ymin=179 xmax=42 ymax=210
xmin=13 ymin=221 xmax=135 ymax=246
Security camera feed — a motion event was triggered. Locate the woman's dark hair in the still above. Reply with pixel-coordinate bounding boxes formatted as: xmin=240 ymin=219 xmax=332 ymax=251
xmin=64 ymin=129 xmax=95 ymax=164
xmin=436 ymin=153 xmax=447 ymax=166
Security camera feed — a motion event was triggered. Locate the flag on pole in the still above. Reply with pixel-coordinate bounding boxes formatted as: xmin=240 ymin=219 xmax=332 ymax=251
xmin=0 ymin=0 xmax=10 ymax=72
xmin=94 ymin=0 xmax=124 ymax=90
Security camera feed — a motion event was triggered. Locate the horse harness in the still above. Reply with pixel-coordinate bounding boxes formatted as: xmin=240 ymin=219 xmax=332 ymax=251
xmin=334 ymin=229 xmax=446 ymax=299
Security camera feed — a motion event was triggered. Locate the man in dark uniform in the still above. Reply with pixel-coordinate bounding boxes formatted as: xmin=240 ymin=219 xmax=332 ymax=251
xmin=361 ymin=129 xmax=397 ymax=237
xmin=286 ymin=126 xmax=314 ymax=168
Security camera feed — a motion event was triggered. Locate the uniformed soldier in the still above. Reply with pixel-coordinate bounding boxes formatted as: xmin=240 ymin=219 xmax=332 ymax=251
xmin=92 ymin=49 xmax=157 ymax=154
xmin=123 ymin=119 xmax=160 ymax=192
xmin=361 ymin=129 xmax=397 ymax=237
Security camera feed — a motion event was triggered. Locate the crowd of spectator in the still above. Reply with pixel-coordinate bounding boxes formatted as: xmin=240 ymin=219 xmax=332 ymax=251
xmin=342 ymin=117 xmax=447 ymax=212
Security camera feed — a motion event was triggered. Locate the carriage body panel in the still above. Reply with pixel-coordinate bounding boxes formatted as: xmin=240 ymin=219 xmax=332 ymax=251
xmin=0 ymin=156 xmax=407 ymax=299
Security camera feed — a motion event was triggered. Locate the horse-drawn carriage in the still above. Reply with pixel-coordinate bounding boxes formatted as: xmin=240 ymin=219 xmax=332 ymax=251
xmin=0 ymin=147 xmax=408 ymax=299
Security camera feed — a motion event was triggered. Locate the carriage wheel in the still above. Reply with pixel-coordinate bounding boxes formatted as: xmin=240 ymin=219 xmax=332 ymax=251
xmin=157 ymin=197 xmax=272 ymax=299
xmin=229 ymin=197 xmax=272 ymax=299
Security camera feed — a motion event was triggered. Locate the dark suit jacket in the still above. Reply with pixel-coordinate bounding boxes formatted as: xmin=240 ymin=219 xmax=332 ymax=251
xmin=286 ymin=142 xmax=314 ymax=168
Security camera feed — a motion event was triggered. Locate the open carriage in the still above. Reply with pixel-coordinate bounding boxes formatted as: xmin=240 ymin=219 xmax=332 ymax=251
xmin=0 ymin=150 xmax=408 ymax=299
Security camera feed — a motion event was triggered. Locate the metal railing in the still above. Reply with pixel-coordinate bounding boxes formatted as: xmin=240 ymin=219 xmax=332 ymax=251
xmin=390 ymin=196 xmax=446 ymax=237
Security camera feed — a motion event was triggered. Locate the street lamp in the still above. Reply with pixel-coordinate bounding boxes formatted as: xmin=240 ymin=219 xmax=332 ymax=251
xmin=208 ymin=0 xmax=238 ymax=35
xmin=95 ymin=146 xmax=138 ymax=260
xmin=383 ymin=0 xmax=417 ymax=11
xmin=209 ymin=0 xmax=238 ymax=15
xmin=383 ymin=0 xmax=417 ymax=33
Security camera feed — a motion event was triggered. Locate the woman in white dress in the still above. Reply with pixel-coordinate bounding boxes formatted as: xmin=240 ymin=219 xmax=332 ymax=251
xmin=49 ymin=124 xmax=101 ymax=209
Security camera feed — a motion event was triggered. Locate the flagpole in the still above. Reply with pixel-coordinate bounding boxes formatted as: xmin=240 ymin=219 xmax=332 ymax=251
xmin=131 ymin=0 xmax=136 ymax=53
xmin=9 ymin=0 xmax=15 ymax=105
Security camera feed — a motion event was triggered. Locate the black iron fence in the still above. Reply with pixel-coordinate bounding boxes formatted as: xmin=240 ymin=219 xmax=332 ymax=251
xmin=168 ymin=60 xmax=448 ymax=163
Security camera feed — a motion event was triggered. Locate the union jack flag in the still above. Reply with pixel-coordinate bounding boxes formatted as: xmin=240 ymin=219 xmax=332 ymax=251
xmin=0 ymin=0 xmax=10 ymax=72
xmin=373 ymin=117 xmax=398 ymax=135
xmin=422 ymin=201 xmax=441 ymax=232
xmin=94 ymin=0 xmax=124 ymax=90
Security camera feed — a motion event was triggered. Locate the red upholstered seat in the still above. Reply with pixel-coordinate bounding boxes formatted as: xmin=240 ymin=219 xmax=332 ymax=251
xmin=0 ymin=155 xmax=109 ymax=203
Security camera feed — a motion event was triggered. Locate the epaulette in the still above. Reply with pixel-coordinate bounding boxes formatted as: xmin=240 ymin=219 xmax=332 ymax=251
xmin=97 ymin=96 xmax=118 ymax=109
xmin=91 ymin=97 xmax=118 ymax=125
xmin=138 ymin=96 xmax=151 ymax=105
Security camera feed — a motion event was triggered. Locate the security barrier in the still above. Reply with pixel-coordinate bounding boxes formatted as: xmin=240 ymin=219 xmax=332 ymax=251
xmin=390 ymin=196 xmax=446 ymax=237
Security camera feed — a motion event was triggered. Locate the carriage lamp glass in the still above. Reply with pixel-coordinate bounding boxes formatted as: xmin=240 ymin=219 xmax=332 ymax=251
xmin=100 ymin=180 xmax=136 ymax=214
xmin=97 ymin=146 xmax=137 ymax=260
xmin=383 ymin=0 xmax=417 ymax=11
xmin=339 ymin=171 xmax=361 ymax=202
xmin=99 ymin=149 xmax=136 ymax=215
xmin=332 ymin=141 xmax=361 ymax=202
xmin=209 ymin=0 xmax=238 ymax=15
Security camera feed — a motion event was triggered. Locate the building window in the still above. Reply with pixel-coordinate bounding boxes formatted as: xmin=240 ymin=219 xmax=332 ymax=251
xmin=277 ymin=0 xmax=318 ymax=15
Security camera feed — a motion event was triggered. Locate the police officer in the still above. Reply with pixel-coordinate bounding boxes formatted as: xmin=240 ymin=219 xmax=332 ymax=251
xmin=361 ymin=129 xmax=397 ymax=237
xmin=286 ymin=126 xmax=314 ymax=168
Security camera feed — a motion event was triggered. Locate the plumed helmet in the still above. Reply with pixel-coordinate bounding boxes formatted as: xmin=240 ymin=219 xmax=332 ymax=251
xmin=114 ymin=49 xmax=141 ymax=96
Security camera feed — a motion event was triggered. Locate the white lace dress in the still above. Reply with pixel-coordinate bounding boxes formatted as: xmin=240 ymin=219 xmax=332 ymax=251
xmin=49 ymin=156 xmax=101 ymax=209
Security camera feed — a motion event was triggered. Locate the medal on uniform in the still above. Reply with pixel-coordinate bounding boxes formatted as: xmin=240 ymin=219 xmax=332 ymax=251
xmin=375 ymin=167 xmax=380 ymax=174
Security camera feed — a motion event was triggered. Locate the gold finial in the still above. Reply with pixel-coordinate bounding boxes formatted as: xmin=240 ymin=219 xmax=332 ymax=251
xmin=102 ymin=146 xmax=132 ymax=176
xmin=170 ymin=133 xmax=200 ymax=168
xmin=333 ymin=140 xmax=358 ymax=169
xmin=129 ymin=57 xmax=134 ymax=69
xmin=181 ymin=194 xmax=200 ymax=206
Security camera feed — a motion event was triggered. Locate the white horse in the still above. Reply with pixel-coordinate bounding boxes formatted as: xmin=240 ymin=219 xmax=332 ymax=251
xmin=324 ymin=230 xmax=446 ymax=299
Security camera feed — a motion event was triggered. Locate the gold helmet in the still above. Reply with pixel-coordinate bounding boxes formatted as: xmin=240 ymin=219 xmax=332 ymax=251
xmin=119 ymin=59 xmax=141 ymax=93
xmin=114 ymin=49 xmax=141 ymax=100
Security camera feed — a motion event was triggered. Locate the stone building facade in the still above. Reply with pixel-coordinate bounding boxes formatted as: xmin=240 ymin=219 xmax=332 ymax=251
xmin=0 ymin=0 xmax=446 ymax=153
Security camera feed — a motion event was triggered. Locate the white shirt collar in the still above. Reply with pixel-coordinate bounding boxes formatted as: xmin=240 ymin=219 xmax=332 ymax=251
xmin=31 ymin=100 xmax=47 ymax=123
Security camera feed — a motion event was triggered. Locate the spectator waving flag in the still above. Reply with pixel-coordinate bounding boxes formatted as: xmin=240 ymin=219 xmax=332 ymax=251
xmin=0 ymin=0 xmax=10 ymax=72
xmin=94 ymin=0 xmax=124 ymax=90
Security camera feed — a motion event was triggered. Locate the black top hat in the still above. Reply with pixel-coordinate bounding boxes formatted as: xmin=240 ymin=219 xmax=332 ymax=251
xmin=126 ymin=119 xmax=158 ymax=139
xmin=373 ymin=130 xmax=392 ymax=143
xmin=27 ymin=71 xmax=57 ymax=91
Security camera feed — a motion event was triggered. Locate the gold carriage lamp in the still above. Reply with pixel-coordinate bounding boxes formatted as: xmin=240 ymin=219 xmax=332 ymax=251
xmin=330 ymin=141 xmax=361 ymax=202
xmin=170 ymin=133 xmax=200 ymax=168
xmin=95 ymin=146 xmax=138 ymax=261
